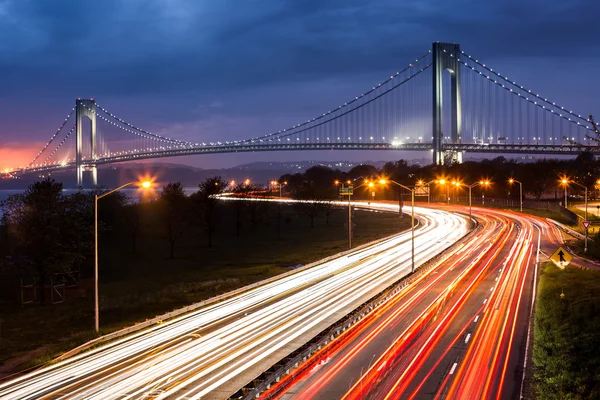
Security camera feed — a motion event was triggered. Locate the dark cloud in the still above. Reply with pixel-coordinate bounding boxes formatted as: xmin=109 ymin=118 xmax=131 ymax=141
xmin=0 ymin=0 xmax=599 ymax=168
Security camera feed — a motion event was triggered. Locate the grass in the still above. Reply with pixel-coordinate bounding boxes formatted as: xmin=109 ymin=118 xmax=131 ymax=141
xmin=0 ymin=203 xmax=410 ymax=374
xmin=533 ymin=262 xmax=600 ymax=399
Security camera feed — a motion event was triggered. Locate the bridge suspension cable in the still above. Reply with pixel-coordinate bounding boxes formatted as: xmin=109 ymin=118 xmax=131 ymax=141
xmin=251 ymin=63 xmax=433 ymax=144
xmin=27 ymin=108 xmax=75 ymax=168
xmin=459 ymin=51 xmax=592 ymax=129
xmin=240 ymin=51 xmax=433 ymax=144
xmin=95 ymin=104 xmax=194 ymax=145
xmin=42 ymin=125 xmax=76 ymax=166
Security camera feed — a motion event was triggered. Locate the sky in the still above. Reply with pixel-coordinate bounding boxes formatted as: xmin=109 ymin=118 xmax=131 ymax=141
xmin=1 ymin=0 xmax=599 ymax=170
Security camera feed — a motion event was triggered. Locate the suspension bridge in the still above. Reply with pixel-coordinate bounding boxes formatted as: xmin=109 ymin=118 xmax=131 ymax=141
xmin=10 ymin=42 xmax=598 ymax=186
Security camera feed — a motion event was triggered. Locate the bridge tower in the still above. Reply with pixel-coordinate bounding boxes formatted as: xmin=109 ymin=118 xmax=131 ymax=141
xmin=75 ymin=99 xmax=97 ymax=187
xmin=432 ymin=42 xmax=462 ymax=165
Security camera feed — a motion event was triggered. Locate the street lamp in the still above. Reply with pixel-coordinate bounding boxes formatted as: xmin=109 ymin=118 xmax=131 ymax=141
xmin=337 ymin=179 xmax=372 ymax=249
xmin=560 ymin=177 xmax=569 ymax=207
xmin=508 ymin=178 xmax=523 ymax=212
xmin=462 ymin=180 xmax=491 ymax=218
xmin=271 ymin=180 xmax=286 ymax=198
xmin=564 ymin=178 xmax=589 ymax=253
xmin=94 ymin=180 xmax=152 ymax=332
xmin=452 ymin=180 xmax=461 ymax=203
xmin=436 ymin=179 xmax=451 ymax=204
xmin=368 ymin=181 xmax=375 ymax=205
xmin=379 ymin=178 xmax=415 ymax=274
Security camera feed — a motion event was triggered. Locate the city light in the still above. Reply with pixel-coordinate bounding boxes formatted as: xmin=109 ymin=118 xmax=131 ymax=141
xmin=141 ymin=181 xmax=152 ymax=189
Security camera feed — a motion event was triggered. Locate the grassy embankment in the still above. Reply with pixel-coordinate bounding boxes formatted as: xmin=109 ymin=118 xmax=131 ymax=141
xmin=533 ymin=263 xmax=600 ymax=399
xmin=0 ymin=203 xmax=410 ymax=373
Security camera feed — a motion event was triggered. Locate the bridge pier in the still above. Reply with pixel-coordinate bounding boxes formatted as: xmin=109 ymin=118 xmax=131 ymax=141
xmin=76 ymin=99 xmax=98 ymax=187
xmin=432 ymin=42 xmax=462 ymax=165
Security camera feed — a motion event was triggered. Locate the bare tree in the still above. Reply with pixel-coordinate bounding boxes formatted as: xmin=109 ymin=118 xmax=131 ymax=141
xmin=159 ymin=182 xmax=188 ymax=259
xmin=193 ymin=177 xmax=226 ymax=247
xmin=321 ymin=200 xmax=337 ymax=226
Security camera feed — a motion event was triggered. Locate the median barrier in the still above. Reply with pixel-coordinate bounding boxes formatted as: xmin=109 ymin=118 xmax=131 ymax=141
xmin=233 ymin=216 xmax=480 ymax=400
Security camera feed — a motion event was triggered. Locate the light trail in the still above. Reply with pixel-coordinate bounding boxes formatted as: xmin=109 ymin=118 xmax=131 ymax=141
xmin=0 ymin=203 xmax=468 ymax=399
xmin=274 ymin=207 xmax=560 ymax=400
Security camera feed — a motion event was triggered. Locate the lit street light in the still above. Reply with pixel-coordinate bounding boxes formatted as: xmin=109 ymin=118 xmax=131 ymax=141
xmin=95 ymin=180 xmax=152 ymax=332
xmin=560 ymin=177 xmax=569 ymax=207
xmin=460 ymin=180 xmax=491 ymax=218
xmin=272 ymin=180 xmax=287 ymax=198
xmin=436 ymin=179 xmax=451 ymax=204
xmin=563 ymin=178 xmax=589 ymax=252
xmin=508 ymin=178 xmax=523 ymax=212
xmin=336 ymin=179 xmax=369 ymax=249
xmin=379 ymin=178 xmax=415 ymax=273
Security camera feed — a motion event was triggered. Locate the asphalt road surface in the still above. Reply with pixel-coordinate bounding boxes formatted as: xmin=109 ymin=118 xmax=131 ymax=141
xmin=273 ymin=205 xmax=570 ymax=400
xmin=0 ymin=203 xmax=468 ymax=400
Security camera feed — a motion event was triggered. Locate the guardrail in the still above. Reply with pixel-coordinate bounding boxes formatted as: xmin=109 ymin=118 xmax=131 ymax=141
xmin=232 ymin=214 xmax=479 ymax=400
xmin=53 ymin=205 xmax=415 ymax=363
xmin=545 ymin=218 xmax=591 ymax=242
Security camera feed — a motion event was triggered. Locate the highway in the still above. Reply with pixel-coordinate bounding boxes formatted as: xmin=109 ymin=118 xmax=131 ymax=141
xmin=272 ymin=206 xmax=566 ymax=400
xmin=0 ymin=204 xmax=469 ymax=400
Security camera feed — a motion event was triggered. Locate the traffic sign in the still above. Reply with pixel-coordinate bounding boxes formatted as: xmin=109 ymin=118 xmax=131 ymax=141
xmin=340 ymin=187 xmax=353 ymax=196
xmin=415 ymin=186 xmax=430 ymax=196
xmin=549 ymin=246 xmax=573 ymax=269
xmin=583 ymin=220 xmax=591 ymax=230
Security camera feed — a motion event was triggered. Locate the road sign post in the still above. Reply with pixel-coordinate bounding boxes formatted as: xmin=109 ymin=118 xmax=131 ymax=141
xmin=339 ymin=185 xmax=354 ymax=249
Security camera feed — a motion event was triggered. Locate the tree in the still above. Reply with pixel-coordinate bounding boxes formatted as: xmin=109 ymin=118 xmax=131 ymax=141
xmin=228 ymin=183 xmax=253 ymax=236
xmin=348 ymin=164 xmax=379 ymax=181
xmin=123 ymin=203 xmax=141 ymax=254
xmin=295 ymin=201 xmax=321 ymax=228
xmin=159 ymin=182 xmax=188 ymax=258
xmin=193 ymin=176 xmax=226 ymax=247
xmin=0 ymin=178 xmax=92 ymax=304
xmin=321 ymin=200 xmax=336 ymax=226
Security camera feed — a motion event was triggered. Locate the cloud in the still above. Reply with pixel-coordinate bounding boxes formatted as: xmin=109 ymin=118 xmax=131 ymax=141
xmin=1 ymin=0 xmax=599 ymax=169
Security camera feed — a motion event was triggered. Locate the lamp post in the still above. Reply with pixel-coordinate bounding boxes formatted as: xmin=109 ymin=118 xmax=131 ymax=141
xmin=272 ymin=181 xmax=287 ymax=198
xmin=508 ymin=178 xmax=523 ymax=212
xmin=560 ymin=178 xmax=568 ymax=208
xmin=568 ymin=179 xmax=589 ymax=253
xmin=94 ymin=180 xmax=151 ymax=332
xmin=463 ymin=180 xmax=491 ymax=218
xmin=437 ymin=179 xmax=450 ymax=204
xmin=452 ymin=180 xmax=461 ymax=203
xmin=336 ymin=179 xmax=366 ymax=249
xmin=380 ymin=179 xmax=415 ymax=273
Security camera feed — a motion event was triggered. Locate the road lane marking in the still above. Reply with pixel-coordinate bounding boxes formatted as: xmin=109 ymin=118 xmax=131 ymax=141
xmin=483 ymin=298 xmax=487 ymax=304
xmin=449 ymin=362 xmax=458 ymax=375
xmin=465 ymin=333 xmax=471 ymax=344
xmin=474 ymin=315 xmax=479 ymax=323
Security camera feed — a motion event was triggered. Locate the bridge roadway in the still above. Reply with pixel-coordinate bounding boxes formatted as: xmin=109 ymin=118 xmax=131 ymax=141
xmin=267 ymin=206 xmax=574 ymax=399
xmin=18 ymin=141 xmax=600 ymax=176
xmin=0 ymin=204 xmax=468 ymax=400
